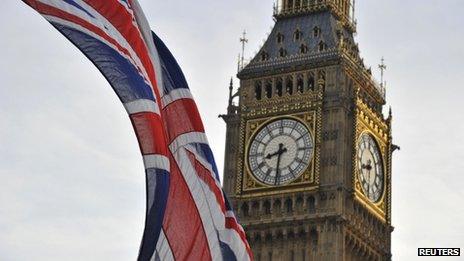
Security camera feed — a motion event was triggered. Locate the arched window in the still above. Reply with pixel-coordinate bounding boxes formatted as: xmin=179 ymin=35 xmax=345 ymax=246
xmin=260 ymin=51 xmax=269 ymax=61
xmin=307 ymin=73 xmax=315 ymax=91
xmin=296 ymin=197 xmax=304 ymax=212
xmin=288 ymin=230 xmax=295 ymax=239
xmin=318 ymin=41 xmax=327 ymax=52
xmin=308 ymin=196 xmax=316 ymax=214
xmin=310 ymin=229 xmax=318 ymax=249
xmin=286 ymin=76 xmax=294 ymax=95
xmin=277 ymin=33 xmax=285 ymax=43
xmin=297 ymin=74 xmax=304 ymax=93
xmin=287 ymin=0 xmax=294 ymax=10
xmin=293 ymin=29 xmax=302 ymax=41
xmin=295 ymin=0 xmax=301 ymax=8
xmin=279 ymin=48 xmax=287 ymax=57
xmin=273 ymin=199 xmax=282 ymax=215
xmin=302 ymin=0 xmax=309 ymax=7
xmin=276 ymin=78 xmax=283 ymax=97
xmin=313 ymin=26 xmax=321 ymax=37
xmin=285 ymin=198 xmax=293 ymax=213
xmin=252 ymin=201 xmax=260 ymax=217
xmin=265 ymin=80 xmax=273 ymax=99
xmin=263 ymin=200 xmax=271 ymax=215
xmin=254 ymin=81 xmax=262 ymax=100
xmin=241 ymin=202 xmax=250 ymax=217
xmin=299 ymin=44 xmax=308 ymax=54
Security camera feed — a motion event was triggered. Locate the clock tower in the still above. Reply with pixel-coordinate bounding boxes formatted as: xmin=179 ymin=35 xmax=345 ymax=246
xmin=221 ymin=0 xmax=394 ymax=260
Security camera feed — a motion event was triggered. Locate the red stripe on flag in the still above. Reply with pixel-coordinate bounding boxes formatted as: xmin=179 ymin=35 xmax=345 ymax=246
xmin=226 ymin=217 xmax=254 ymax=259
xmin=186 ymin=150 xmax=226 ymax=213
xmin=162 ymin=99 xmax=205 ymax=143
xmin=25 ymin=0 xmax=141 ymax=73
xmin=82 ymin=0 xmax=159 ymax=98
xmin=186 ymin=150 xmax=253 ymax=259
xmin=130 ymin=112 xmax=168 ymax=156
xmin=163 ymin=153 xmax=212 ymax=261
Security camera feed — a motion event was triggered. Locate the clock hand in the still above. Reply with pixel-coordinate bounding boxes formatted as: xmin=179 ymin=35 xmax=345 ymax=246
xmin=273 ymin=143 xmax=288 ymax=185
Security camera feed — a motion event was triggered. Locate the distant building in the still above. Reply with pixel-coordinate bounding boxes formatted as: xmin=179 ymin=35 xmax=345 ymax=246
xmin=222 ymin=0 xmax=394 ymax=260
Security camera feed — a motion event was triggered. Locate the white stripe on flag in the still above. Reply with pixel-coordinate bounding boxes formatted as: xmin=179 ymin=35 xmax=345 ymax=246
xmin=161 ymin=89 xmax=194 ymax=108
xmin=169 ymin=132 xmax=209 ymax=153
xmin=40 ymin=0 xmax=154 ymax=91
xmin=152 ymin=230 xmax=174 ymax=261
xmin=172 ymin=148 xmax=223 ymax=261
xmin=124 ymin=99 xmax=160 ymax=115
xmin=143 ymin=155 xmax=170 ymax=172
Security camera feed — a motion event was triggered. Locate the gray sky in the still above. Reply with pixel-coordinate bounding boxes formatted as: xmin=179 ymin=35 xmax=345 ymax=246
xmin=1 ymin=0 xmax=463 ymax=260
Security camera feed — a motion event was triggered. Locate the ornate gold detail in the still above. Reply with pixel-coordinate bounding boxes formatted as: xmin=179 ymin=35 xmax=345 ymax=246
xmin=353 ymin=99 xmax=391 ymax=223
xmin=236 ymin=109 xmax=322 ymax=197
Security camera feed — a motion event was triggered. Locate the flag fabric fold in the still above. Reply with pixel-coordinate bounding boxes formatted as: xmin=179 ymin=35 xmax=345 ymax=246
xmin=21 ymin=0 xmax=252 ymax=260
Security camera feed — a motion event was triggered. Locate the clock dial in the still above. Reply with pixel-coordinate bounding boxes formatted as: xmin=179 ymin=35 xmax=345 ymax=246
xmin=357 ymin=133 xmax=384 ymax=202
xmin=248 ymin=118 xmax=314 ymax=186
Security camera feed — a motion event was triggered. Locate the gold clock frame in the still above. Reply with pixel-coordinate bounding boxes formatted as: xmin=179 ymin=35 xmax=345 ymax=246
xmin=353 ymin=98 xmax=391 ymax=222
xmin=237 ymin=110 xmax=321 ymax=197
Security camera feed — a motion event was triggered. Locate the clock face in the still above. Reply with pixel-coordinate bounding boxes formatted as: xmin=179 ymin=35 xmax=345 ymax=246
xmin=248 ymin=118 xmax=314 ymax=186
xmin=357 ymin=133 xmax=384 ymax=202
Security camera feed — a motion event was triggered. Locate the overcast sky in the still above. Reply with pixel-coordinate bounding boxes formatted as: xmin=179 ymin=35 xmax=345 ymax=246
xmin=1 ymin=1 xmax=463 ymax=260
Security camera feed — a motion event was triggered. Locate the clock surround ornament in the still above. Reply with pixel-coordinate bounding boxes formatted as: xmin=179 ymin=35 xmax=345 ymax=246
xmin=247 ymin=118 xmax=314 ymax=186
xmin=357 ymin=132 xmax=385 ymax=203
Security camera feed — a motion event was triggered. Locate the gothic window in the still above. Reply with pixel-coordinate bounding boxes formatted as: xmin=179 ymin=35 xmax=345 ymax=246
xmin=296 ymin=197 xmax=304 ymax=212
xmin=241 ymin=202 xmax=250 ymax=217
xmin=318 ymin=70 xmax=326 ymax=89
xmin=254 ymin=81 xmax=262 ymax=100
xmin=308 ymin=196 xmax=316 ymax=214
xmin=276 ymin=78 xmax=283 ymax=97
xmin=260 ymin=51 xmax=269 ymax=61
xmin=273 ymin=199 xmax=282 ymax=215
xmin=288 ymin=230 xmax=295 ymax=239
xmin=310 ymin=229 xmax=319 ymax=249
xmin=285 ymin=198 xmax=293 ymax=213
xmin=286 ymin=76 xmax=294 ymax=95
xmin=252 ymin=201 xmax=260 ymax=217
xmin=318 ymin=41 xmax=327 ymax=52
xmin=297 ymin=74 xmax=304 ymax=93
xmin=279 ymin=47 xmax=287 ymax=57
xmin=293 ymin=29 xmax=302 ymax=41
xmin=299 ymin=44 xmax=308 ymax=54
xmin=295 ymin=0 xmax=301 ymax=8
xmin=302 ymin=0 xmax=309 ymax=7
xmin=277 ymin=32 xmax=285 ymax=44
xmin=313 ymin=26 xmax=321 ymax=37
xmin=307 ymin=73 xmax=315 ymax=91
xmin=265 ymin=80 xmax=273 ymax=98
xmin=263 ymin=200 xmax=271 ymax=215
xmin=287 ymin=0 xmax=294 ymax=10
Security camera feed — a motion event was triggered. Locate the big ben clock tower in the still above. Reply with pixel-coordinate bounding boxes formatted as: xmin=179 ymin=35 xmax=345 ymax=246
xmin=222 ymin=0 xmax=394 ymax=260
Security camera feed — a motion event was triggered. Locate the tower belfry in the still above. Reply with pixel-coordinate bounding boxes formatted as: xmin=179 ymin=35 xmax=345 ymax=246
xmin=222 ymin=1 xmax=393 ymax=260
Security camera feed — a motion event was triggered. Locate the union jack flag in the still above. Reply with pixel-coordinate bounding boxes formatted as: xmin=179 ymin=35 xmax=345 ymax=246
xmin=20 ymin=0 xmax=252 ymax=260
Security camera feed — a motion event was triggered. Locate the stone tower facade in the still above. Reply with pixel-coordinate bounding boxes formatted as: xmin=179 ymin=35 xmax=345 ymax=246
xmin=222 ymin=1 xmax=394 ymax=260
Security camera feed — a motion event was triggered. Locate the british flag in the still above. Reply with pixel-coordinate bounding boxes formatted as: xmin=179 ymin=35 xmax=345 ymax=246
xmin=20 ymin=0 xmax=252 ymax=260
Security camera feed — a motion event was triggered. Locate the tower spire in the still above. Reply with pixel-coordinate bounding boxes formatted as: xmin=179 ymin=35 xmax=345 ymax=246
xmin=239 ymin=30 xmax=248 ymax=71
xmin=228 ymin=77 xmax=234 ymax=106
xmin=379 ymin=57 xmax=387 ymax=88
